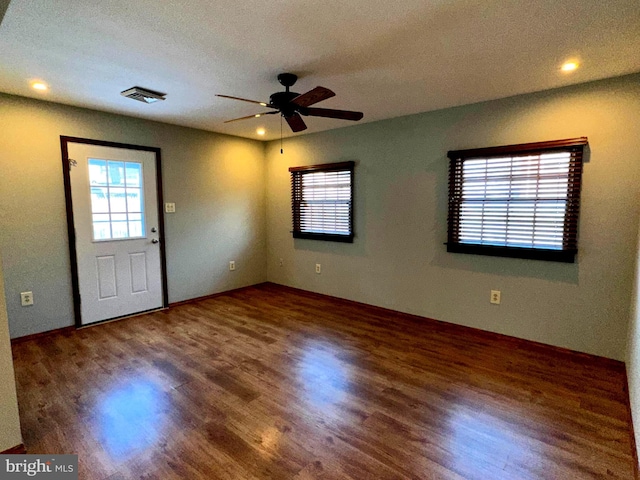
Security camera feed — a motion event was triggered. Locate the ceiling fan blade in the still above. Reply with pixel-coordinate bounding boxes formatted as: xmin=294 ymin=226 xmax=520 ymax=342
xmin=302 ymin=107 xmax=364 ymax=121
xmin=291 ymin=86 xmax=335 ymax=107
xmin=285 ymin=113 xmax=307 ymax=132
xmin=216 ymin=94 xmax=269 ymax=107
xmin=223 ymin=111 xmax=277 ymax=124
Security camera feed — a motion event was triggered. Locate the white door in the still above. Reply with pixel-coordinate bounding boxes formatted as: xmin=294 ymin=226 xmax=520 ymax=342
xmin=68 ymin=143 xmax=164 ymax=325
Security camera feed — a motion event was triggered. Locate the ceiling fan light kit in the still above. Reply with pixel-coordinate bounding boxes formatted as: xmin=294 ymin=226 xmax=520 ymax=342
xmin=217 ymin=73 xmax=364 ymax=133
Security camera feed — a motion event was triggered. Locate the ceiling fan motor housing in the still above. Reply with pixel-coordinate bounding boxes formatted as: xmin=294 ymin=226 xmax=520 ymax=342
xmin=270 ymin=91 xmax=300 ymax=117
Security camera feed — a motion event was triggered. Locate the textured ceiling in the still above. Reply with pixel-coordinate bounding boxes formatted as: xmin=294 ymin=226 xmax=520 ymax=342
xmin=1 ymin=0 xmax=639 ymax=141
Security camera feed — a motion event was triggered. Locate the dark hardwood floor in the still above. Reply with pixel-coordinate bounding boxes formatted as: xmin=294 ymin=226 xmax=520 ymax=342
xmin=11 ymin=283 xmax=635 ymax=479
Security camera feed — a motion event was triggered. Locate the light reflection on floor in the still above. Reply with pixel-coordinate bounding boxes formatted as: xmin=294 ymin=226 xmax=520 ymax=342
xmin=96 ymin=378 xmax=166 ymax=460
xmin=446 ymin=404 xmax=528 ymax=477
xmin=297 ymin=341 xmax=350 ymax=413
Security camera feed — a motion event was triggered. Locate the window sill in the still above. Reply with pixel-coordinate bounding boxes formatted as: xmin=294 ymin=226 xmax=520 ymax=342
xmin=446 ymin=243 xmax=576 ymax=263
xmin=293 ymin=232 xmax=354 ymax=243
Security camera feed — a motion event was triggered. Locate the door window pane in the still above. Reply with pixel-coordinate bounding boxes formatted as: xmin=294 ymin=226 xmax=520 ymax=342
xmin=125 ymin=163 xmax=142 ymax=188
xmin=112 ymin=222 xmax=129 ymax=239
xmin=93 ymin=222 xmax=111 ymax=240
xmin=88 ymin=159 xmax=146 ymax=241
xmin=126 ymin=188 xmax=142 ymax=212
xmin=89 ymin=160 xmax=108 ymax=185
xmin=109 ymin=188 xmax=127 ymax=213
xmin=128 ymin=221 xmax=143 ymax=237
xmin=92 ymin=214 xmax=110 ymax=223
xmin=108 ymin=162 xmax=125 ymax=186
xmin=90 ymin=187 xmax=109 ymax=213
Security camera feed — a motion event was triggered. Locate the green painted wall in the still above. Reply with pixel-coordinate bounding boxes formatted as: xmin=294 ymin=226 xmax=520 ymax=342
xmin=266 ymin=73 xmax=640 ymax=361
xmin=0 ymin=94 xmax=267 ymax=338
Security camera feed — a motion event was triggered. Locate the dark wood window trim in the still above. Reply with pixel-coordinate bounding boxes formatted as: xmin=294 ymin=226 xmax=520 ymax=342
xmin=289 ymin=161 xmax=355 ymax=243
xmin=447 ymin=138 xmax=587 ymax=263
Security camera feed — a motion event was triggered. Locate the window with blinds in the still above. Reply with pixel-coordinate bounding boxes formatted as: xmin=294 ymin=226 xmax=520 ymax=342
xmin=289 ymin=161 xmax=354 ymax=242
xmin=447 ymin=138 xmax=587 ymax=262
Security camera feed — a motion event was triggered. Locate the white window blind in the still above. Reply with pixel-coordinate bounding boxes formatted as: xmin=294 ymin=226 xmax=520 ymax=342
xmin=290 ymin=162 xmax=354 ymax=242
xmin=447 ymin=138 xmax=586 ymax=262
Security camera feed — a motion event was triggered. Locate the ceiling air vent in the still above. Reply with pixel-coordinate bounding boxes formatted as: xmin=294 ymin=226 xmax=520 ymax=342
xmin=121 ymin=86 xmax=166 ymax=104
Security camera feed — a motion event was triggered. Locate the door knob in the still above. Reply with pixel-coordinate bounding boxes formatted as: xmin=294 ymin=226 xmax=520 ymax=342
xmin=152 ymin=239 xmax=159 ymax=244
xmin=151 ymin=227 xmax=157 ymax=233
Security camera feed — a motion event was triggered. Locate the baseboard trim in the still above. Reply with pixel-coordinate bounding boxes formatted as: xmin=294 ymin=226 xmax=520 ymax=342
xmin=10 ymin=282 xmax=620 ymax=367
xmin=11 ymin=326 xmax=75 ymax=345
xmin=169 ymin=283 xmax=269 ymax=308
xmin=624 ymin=366 xmax=640 ymax=480
xmin=9 ymin=284 xmax=269 ymax=343
xmin=1 ymin=444 xmax=26 ymax=454
xmin=261 ymin=282 xmax=624 ymax=369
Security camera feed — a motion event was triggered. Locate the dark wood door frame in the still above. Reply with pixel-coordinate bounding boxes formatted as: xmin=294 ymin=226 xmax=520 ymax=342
xmin=60 ymin=136 xmax=169 ymax=328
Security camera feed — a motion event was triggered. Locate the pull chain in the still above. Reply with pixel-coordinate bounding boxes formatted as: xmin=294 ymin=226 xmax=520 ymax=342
xmin=280 ymin=114 xmax=283 ymax=154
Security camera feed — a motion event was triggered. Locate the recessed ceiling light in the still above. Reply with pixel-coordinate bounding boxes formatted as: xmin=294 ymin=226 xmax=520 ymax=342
xmin=256 ymin=128 xmax=266 ymax=136
xmin=561 ymin=61 xmax=579 ymax=72
xmin=31 ymin=81 xmax=48 ymax=91
xmin=259 ymin=102 xmax=267 ymax=107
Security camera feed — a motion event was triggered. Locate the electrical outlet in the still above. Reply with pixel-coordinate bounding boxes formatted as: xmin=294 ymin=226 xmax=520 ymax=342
xmin=279 ymin=258 xmax=283 ymax=267
xmin=315 ymin=263 xmax=321 ymax=274
xmin=21 ymin=291 xmax=34 ymax=306
xmin=165 ymin=202 xmax=176 ymax=213
xmin=229 ymin=261 xmax=236 ymax=271
xmin=490 ymin=290 xmax=501 ymax=305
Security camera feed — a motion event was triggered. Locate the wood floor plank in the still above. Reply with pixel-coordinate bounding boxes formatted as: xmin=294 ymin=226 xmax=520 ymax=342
xmin=11 ymin=283 xmax=636 ymax=479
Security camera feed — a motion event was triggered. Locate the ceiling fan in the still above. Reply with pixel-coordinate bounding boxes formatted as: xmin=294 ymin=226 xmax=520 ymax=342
xmin=216 ymin=73 xmax=364 ymax=132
